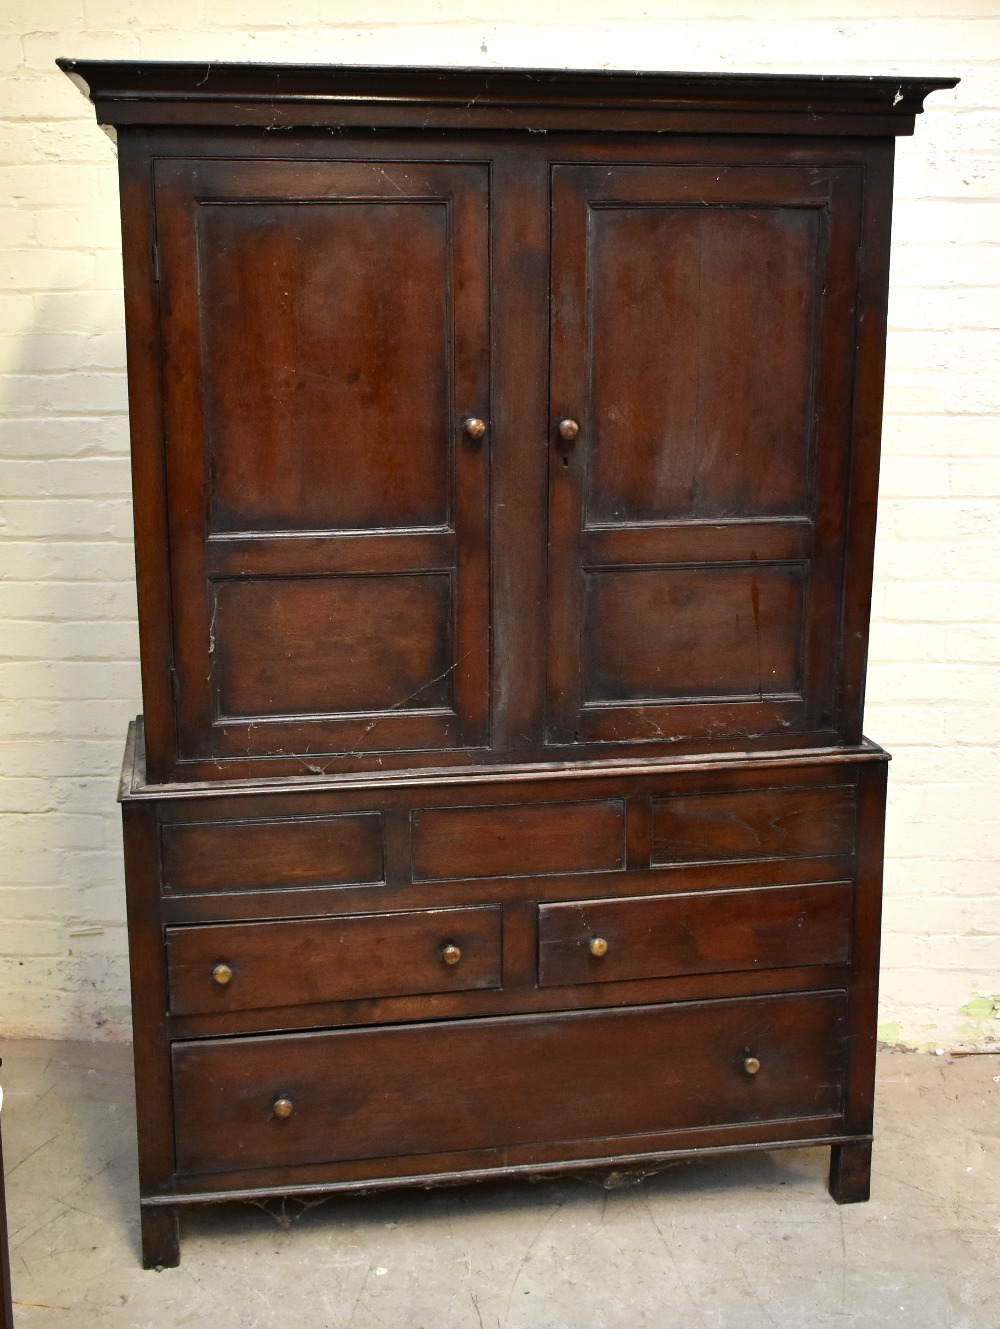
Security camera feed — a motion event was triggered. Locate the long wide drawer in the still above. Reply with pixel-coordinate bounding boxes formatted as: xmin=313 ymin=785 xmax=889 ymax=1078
xmin=166 ymin=907 xmax=502 ymax=1016
xmin=172 ymin=990 xmax=848 ymax=1175
xmin=538 ymin=881 xmax=853 ymax=987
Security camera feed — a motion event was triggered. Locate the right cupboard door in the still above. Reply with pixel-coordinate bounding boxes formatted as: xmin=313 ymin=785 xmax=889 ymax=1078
xmin=547 ymin=164 xmax=864 ymax=747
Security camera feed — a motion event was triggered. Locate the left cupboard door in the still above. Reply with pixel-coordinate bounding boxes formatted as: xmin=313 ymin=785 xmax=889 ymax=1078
xmin=152 ymin=159 xmax=491 ymax=769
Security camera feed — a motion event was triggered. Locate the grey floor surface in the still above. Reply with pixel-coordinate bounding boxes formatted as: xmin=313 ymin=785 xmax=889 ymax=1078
xmin=0 ymin=1040 xmax=997 ymax=1328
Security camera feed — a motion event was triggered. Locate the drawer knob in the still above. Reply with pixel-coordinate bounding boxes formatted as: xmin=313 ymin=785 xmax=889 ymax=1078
xmin=743 ymin=1055 xmax=762 ymax=1076
xmin=589 ymin=937 xmax=609 ymax=958
xmin=463 ymin=417 xmax=487 ymax=441
xmin=442 ymin=943 xmax=462 ymax=966
xmin=211 ymin=963 xmax=233 ymax=986
xmin=558 ymin=418 xmax=580 ymax=442
xmin=272 ymin=1097 xmax=294 ymax=1119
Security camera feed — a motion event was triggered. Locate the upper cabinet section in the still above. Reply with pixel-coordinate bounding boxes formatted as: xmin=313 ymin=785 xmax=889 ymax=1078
xmin=62 ymin=62 xmax=956 ymax=783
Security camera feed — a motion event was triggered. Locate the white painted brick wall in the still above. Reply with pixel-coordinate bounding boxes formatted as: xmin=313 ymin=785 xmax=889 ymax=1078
xmin=1 ymin=2 xmax=998 ymax=1049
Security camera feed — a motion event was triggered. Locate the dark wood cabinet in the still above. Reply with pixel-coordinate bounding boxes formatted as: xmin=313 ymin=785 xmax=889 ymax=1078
xmin=63 ymin=59 xmax=953 ymax=1267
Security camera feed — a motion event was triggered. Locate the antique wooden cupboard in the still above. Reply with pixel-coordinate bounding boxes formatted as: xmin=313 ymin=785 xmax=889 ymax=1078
xmin=61 ymin=60 xmax=955 ymax=1267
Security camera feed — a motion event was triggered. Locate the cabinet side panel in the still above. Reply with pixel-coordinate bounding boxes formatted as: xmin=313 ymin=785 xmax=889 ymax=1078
xmin=117 ymin=131 xmax=176 ymax=780
xmin=842 ymin=759 xmax=888 ymax=1135
xmin=121 ymin=802 xmax=176 ymax=1204
xmin=839 ymin=142 xmax=896 ymax=741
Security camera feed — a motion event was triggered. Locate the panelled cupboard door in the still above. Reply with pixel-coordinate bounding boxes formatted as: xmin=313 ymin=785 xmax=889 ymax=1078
xmin=153 ymin=159 xmax=490 ymax=763
xmin=548 ymin=164 xmax=863 ymax=746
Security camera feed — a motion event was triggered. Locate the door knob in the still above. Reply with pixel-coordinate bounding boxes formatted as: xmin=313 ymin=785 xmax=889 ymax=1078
xmin=463 ymin=417 xmax=487 ymax=441
xmin=558 ymin=418 xmax=580 ymax=442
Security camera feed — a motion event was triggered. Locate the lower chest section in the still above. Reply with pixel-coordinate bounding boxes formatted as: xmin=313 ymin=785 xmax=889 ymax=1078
xmin=126 ymin=747 xmax=886 ymax=1194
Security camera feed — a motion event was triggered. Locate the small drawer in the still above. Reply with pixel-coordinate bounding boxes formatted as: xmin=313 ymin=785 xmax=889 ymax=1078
xmin=166 ymin=906 xmax=501 ymax=1016
xmin=651 ymin=785 xmax=856 ymax=865
xmin=161 ymin=812 xmax=384 ymax=894
xmin=171 ymin=990 xmax=847 ymax=1175
xmin=537 ymin=881 xmax=852 ymax=988
xmin=411 ymin=800 xmax=624 ymax=880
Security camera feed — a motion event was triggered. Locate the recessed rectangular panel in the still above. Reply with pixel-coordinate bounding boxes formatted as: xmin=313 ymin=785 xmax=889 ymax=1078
xmin=583 ymin=564 xmax=805 ymax=703
xmin=166 ymin=906 xmax=502 ymax=1015
xmin=200 ymin=200 xmax=450 ymax=533
xmin=162 ymin=814 xmax=384 ymax=893
xmin=651 ymin=785 xmax=857 ymax=865
xmin=171 ymin=991 xmax=847 ymax=1174
xmin=587 ymin=205 xmax=819 ymax=524
xmin=213 ymin=573 xmax=452 ymax=719
xmin=412 ymin=801 xmax=625 ymax=880
xmin=537 ymin=880 xmax=853 ymax=987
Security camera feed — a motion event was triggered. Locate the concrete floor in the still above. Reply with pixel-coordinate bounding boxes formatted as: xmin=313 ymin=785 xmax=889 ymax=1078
xmin=0 ymin=1041 xmax=997 ymax=1328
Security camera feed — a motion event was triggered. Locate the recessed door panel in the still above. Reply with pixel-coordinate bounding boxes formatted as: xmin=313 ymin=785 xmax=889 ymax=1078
xmin=587 ymin=206 xmax=819 ymax=523
xmin=201 ymin=199 xmax=450 ymax=534
xmin=548 ymin=164 xmax=863 ymax=746
xmin=583 ymin=564 xmax=805 ymax=704
xmin=154 ymin=160 xmax=490 ymax=763
xmin=213 ymin=574 xmax=452 ymax=720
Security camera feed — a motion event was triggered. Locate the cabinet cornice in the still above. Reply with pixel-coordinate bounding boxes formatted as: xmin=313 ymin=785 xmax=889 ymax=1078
xmin=58 ymin=59 xmax=957 ymax=137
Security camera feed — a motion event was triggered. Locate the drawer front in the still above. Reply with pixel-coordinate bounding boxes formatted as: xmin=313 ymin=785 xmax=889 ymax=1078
xmin=411 ymin=800 xmax=625 ymax=880
xmin=172 ymin=991 xmax=847 ymax=1175
xmin=651 ymin=785 xmax=856 ymax=865
xmin=162 ymin=813 xmax=384 ymax=894
xmin=537 ymin=881 xmax=852 ymax=988
xmin=166 ymin=906 xmax=502 ymax=1016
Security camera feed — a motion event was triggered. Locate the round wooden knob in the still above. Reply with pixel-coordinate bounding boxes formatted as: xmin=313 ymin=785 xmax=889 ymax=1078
xmin=463 ymin=417 xmax=486 ymax=440
xmin=272 ymin=1097 xmax=294 ymax=1119
xmin=558 ymin=418 xmax=580 ymax=442
xmin=211 ymin=963 xmax=233 ymax=986
xmin=442 ymin=944 xmax=462 ymax=966
xmin=589 ymin=937 xmax=609 ymax=958
xmin=743 ymin=1056 xmax=761 ymax=1076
